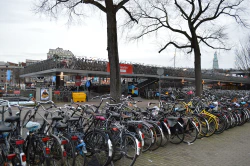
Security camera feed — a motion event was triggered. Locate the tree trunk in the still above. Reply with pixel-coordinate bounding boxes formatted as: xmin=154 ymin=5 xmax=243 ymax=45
xmin=105 ymin=0 xmax=121 ymax=102
xmin=194 ymin=41 xmax=202 ymax=96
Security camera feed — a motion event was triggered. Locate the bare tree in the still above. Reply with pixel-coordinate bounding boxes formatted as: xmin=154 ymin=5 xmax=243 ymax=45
xmin=130 ymin=0 xmax=248 ymax=96
xmin=235 ymin=36 xmax=250 ymax=71
xmin=12 ymin=68 xmax=24 ymax=88
xmin=35 ymin=0 xmax=137 ymax=102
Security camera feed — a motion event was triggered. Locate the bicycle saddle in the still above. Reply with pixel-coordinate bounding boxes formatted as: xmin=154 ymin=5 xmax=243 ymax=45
xmin=52 ymin=116 xmax=63 ymax=121
xmin=0 ymin=125 xmax=12 ymax=133
xmin=55 ymin=122 xmax=67 ymax=129
xmin=5 ymin=116 xmax=20 ymax=123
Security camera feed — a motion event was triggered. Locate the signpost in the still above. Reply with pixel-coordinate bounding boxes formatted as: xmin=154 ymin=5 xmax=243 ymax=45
xmin=157 ymin=68 xmax=164 ymax=101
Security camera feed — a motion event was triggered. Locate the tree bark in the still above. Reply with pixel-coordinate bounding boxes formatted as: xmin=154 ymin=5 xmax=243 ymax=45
xmin=105 ymin=0 xmax=121 ymax=102
xmin=193 ymin=40 xmax=202 ymax=96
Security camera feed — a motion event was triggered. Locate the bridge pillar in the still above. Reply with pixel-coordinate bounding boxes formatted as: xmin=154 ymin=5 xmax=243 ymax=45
xmin=56 ymin=72 xmax=64 ymax=89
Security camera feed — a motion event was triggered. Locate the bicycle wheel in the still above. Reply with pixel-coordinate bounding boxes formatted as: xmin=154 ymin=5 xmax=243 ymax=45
xmin=183 ymin=120 xmax=198 ymax=144
xmin=214 ymin=115 xmax=227 ymax=134
xmin=113 ymin=133 xmax=138 ymax=166
xmin=205 ymin=116 xmax=216 ymax=137
xmin=170 ymin=122 xmax=184 ymax=144
xmin=198 ymin=116 xmax=209 ymax=138
xmin=49 ymin=135 xmax=63 ymax=166
xmin=26 ymin=137 xmax=47 ymax=166
xmin=22 ymin=110 xmax=32 ymax=128
xmin=63 ymin=140 xmax=75 ymax=166
xmin=140 ymin=124 xmax=153 ymax=152
xmin=149 ymin=123 xmax=162 ymax=151
xmin=161 ymin=121 xmax=170 ymax=147
xmin=192 ymin=115 xmax=203 ymax=139
xmin=84 ymin=130 xmax=111 ymax=166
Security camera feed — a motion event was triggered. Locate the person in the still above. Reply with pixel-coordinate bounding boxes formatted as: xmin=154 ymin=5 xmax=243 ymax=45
xmin=85 ymin=79 xmax=92 ymax=92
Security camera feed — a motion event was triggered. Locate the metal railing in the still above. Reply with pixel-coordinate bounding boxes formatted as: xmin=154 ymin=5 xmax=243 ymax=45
xmin=20 ymin=56 xmax=250 ymax=83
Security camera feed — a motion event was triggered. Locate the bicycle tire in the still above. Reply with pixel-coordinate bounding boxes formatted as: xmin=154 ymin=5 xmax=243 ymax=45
xmin=140 ymin=124 xmax=153 ymax=152
xmin=22 ymin=110 xmax=32 ymax=128
xmin=193 ymin=115 xmax=209 ymax=139
xmin=204 ymin=116 xmax=216 ymax=137
xmin=148 ymin=123 xmax=162 ymax=151
xmin=84 ymin=130 xmax=111 ymax=166
xmin=63 ymin=139 xmax=75 ymax=166
xmin=183 ymin=120 xmax=198 ymax=144
xmin=49 ymin=135 xmax=64 ymax=166
xmin=170 ymin=122 xmax=184 ymax=144
xmin=160 ymin=121 xmax=170 ymax=147
xmin=113 ymin=133 xmax=138 ymax=166
xmin=214 ymin=115 xmax=227 ymax=134
xmin=26 ymin=136 xmax=48 ymax=166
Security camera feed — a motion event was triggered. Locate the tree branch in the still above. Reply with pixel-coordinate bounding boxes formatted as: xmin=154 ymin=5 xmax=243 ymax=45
xmin=83 ymin=0 xmax=106 ymax=13
xmin=116 ymin=0 xmax=129 ymax=12
xmin=159 ymin=42 xmax=191 ymax=53
xmin=194 ymin=0 xmax=245 ymax=29
xmin=175 ymin=0 xmax=189 ymax=20
xmin=121 ymin=6 xmax=138 ymax=23
xmin=198 ymin=36 xmax=230 ymax=50
xmin=192 ymin=1 xmax=210 ymax=24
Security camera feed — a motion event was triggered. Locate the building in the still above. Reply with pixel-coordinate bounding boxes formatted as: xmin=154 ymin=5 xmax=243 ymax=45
xmin=213 ymin=52 xmax=219 ymax=69
xmin=47 ymin=47 xmax=74 ymax=60
xmin=0 ymin=61 xmax=23 ymax=87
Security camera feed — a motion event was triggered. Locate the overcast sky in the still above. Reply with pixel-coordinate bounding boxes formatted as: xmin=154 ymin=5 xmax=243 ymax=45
xmin=0 ymin=0 xmax=249 ymax=69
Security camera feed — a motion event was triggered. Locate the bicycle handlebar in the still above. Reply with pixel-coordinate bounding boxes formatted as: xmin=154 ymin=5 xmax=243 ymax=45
xmin=91 ymin=94 xmax=111 ymax=100
xmin=37 ymin=100 xmax=55 ymax=105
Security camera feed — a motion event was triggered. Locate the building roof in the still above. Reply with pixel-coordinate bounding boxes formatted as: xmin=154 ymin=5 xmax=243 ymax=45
xmin=0 ymin=61 xmax=9 ymax=66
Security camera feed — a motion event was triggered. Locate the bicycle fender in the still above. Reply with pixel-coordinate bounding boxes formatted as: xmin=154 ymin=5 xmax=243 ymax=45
xmin=156 ymin=125 xmax=165 ymax=141
xmin=150 ymin=129 xmax=154 ymax=144
xmin=20 ymin=152 xmax=27 ymax=166
xmin=191 ymin=121 xmax=199 ymax=132
xmin=108 ymin=139 xmax=113 ymax=157
xmin=138 ymin=130 xmax=144 ymax=147
xmin=135 ymin=138 xmax=141 ymax=156
xmin=162 ymin=122 xmax=171 ymax=136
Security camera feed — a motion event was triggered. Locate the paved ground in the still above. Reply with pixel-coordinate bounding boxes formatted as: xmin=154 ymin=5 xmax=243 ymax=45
xmin=3 ymin=99 xmax=250 ymax=166
xmin=136 ymin=122 xmax=250 ymax=166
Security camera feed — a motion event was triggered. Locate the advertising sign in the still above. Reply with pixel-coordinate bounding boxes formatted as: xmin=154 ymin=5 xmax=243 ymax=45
xmin=75 ymin=75 xmax=81 ymax=86
xmin=41 ymin=88 xmax=49 ymax=101
xmin=6 ymin=70 xmax=11 ymax=81
xmin=107 ymin=63 xmax=133 ymax=74
xmin=52 ymin=76 xmax=56 ymax=82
